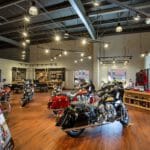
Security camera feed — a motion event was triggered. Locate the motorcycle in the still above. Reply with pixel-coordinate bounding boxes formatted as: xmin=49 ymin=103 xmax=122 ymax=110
xmin=56 ymin=83 xmax=129 ymax=137
xmin=47 ymin=86 xmax=93 ymax=114
xmin=21 ymin=80 xmax=34 ymax=107
xmin=0 ymin=86 xmax=11 ymax=118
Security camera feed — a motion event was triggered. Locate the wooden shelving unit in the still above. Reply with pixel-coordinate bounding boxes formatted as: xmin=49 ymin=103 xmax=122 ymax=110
xmin=123 ymin=90 xmax=150 ymax=110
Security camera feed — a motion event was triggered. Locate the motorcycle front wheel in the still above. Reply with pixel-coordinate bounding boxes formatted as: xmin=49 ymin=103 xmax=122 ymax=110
xmin=120 ymin=104 xmax=129 ymax=126
xmin=21 ymin=99 xmax=26 ymax=107
xmin=66 ymin=129 xmax=85 ymax=137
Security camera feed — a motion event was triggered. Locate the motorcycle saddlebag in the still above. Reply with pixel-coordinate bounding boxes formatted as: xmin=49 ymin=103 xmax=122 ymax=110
xmin=74 ymin=113 xmax=89 ymax=127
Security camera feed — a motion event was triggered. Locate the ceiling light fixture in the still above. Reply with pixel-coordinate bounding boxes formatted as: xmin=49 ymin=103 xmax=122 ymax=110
xmin=22 ymin=31 xmax=28 ymax=37
xmin=80 ymin=58 xmax=83 ymax=62
xmin=145 ymin=18 xmax=150 ymax=25
xmin=22 ymin=51 xmax=26 ymax=54
xmin=74 ymin=60 xmax=78 ymax=63
xmin=54 ymin=34 xmax=61 ymax=42
xmin=113 ymin=60 xmax=116 ymax=64
xmin=22 ymin=42 xmax=26 ymax=47
xmin=22 ymin=54 xmax=25 ymax=57
xmin=24 ymin=16 xmax=30 ymax=23
xmin=25 ymin=39 xmax=30 ymax=44
xmin=63 ymin=51 xmax=68 ymax=55
xmin=140 ymin=53 xmax=145 ymax=58
xmin=88 ymin=56 xmax=92 ymax=60
xmin=104 ymin=43 xmax=109 ymax=49
xmin=45 ymin=49 xmax=49 ymax=54
xmin=100 ymin=61 xmax=103 ymax=64
xmin=29 ymin=1 xmax=38 ymax=16
xmin=59 ymin=54 xmax=62 ymax=57
xmin=54 ymin=57 xmax=57 ymax=60
xmin=64 ymin=31 xmax=69 ymax=36
xmin=93 ymin=0 xmax=100 ymax=6
xmin=50 ymin=58 xmax=53 ymax=62
xmin=116 ymin=23 xmax=123 ymax=32
xmin=124 ymin=61 xmax=128 ymax=65
xmin=133 ymin=15 xmax=141 ymax=22
xmin=81 ymin=38 xmax=87 ymax=45
xmin=80 ymin=53 xmax=85 ymax=57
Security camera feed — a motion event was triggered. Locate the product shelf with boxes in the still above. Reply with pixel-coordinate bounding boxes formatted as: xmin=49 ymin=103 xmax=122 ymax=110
xmin=123 ymin=90 xmax=150 ymax=110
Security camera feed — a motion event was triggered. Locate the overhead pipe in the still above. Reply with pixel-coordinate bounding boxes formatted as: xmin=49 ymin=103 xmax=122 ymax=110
xmin=106 ymin=0 xmax=150 ymax=17
xmin=69 ymin=0 xmax=96 ymax=40
xmin=0 ymin=36 xmax=20 ymax=47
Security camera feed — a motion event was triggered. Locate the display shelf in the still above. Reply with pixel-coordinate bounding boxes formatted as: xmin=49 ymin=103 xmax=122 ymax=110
xmin=123 ymin=90 xmax=150 ymax=110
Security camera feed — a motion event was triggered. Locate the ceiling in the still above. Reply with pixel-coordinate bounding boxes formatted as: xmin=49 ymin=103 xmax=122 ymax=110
xmin=0 ymin=0 xmax=150 ymax=55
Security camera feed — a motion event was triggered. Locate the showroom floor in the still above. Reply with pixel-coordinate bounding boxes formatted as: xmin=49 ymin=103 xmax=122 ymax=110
xmin=7 ymin=92 xmax=150 ymax=150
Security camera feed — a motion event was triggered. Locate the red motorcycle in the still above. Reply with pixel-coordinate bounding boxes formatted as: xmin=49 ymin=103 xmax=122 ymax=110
xmin=47 ymin=88 xmax=93 ymax=114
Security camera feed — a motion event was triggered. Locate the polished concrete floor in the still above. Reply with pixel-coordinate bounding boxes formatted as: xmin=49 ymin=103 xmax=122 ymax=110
xmin=7 ymin=92 xmax=150 ymax=150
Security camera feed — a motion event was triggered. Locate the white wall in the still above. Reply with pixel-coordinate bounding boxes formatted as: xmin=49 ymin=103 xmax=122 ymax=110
xmin=29 ymin=40 xmax=93 ymax=89
xmin=93 ymin=32 xmax=150 ymax=89
xmin=0 ymin=58 xmax=27 ymax=83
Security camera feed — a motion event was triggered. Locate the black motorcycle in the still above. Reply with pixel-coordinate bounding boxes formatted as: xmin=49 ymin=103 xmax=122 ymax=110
xmin=21 ymin=80 xmax=34 ymax=107
xmin=56 ymin=83 xmax=129 ymax=137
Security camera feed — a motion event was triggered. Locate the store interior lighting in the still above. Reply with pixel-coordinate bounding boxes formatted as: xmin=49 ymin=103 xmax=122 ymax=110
xmin=29 ymin=1 xmax=38 ymax=16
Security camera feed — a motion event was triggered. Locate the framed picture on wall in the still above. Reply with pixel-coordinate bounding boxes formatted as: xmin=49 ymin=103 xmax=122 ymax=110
xmin=108 ymin=69 xmax=126 ymax=82
xmin=74 ymin=70 xmax=89 ymax=86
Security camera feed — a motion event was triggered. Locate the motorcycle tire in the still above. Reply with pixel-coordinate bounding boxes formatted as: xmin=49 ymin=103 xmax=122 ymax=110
xmin=120 ymin=105 xmax=129 ymax=126
xmin=66 ymin=129 xmax=85 ymax=137
xmin=21 ymin=99 xmax=26 ymax=107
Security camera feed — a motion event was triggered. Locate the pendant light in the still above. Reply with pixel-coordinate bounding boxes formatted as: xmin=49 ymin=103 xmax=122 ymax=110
xmin=145 ymin=18 xmax=150 ymax=24
xmin=116 ymin=23 xmax=123 ymax=32
xmin=133 ymin=15 xmax=141 ymax=22
xmin=29 ymin=1 xmax=38 ymax=16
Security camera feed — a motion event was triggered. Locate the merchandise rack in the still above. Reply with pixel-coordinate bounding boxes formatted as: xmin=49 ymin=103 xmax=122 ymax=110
xmin=123 ymin=90 xmax=150 ymax=111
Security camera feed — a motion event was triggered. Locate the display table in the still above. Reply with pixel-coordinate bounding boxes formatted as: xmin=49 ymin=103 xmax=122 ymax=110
xmin=123 ymin=90 xmax=150 ymax=110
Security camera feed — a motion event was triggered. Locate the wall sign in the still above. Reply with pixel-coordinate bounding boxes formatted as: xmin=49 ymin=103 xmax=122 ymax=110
xmin=108 ymin=69 xmax=126 ymax=81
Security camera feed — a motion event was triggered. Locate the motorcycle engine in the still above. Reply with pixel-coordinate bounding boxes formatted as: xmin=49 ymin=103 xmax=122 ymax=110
xmin=98 ymin=103 xmax=117 ymax=122
xmin=105 ymin=103 xmax=117 ymax=122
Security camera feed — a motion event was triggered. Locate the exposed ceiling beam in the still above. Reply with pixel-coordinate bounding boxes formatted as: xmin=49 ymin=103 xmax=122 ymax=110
xmin=88 ymin=1 xmax=150 ymax=17
xmin=0 ymin=15 xmax=79 ymax=35
xmin=0 ymin=1 xmax=71 ymax=26
xmin=69 ymin=0 xmax=96 ymax=39
xmin=0 ymin=36 xmax=20 ymax=47
xmin=1 ymin=1 xmax=150 ymax=36
xmin=107 ymin=0 xmax=150 ymax=17
xmin=0 ymin=0 xmax=25 ymax=10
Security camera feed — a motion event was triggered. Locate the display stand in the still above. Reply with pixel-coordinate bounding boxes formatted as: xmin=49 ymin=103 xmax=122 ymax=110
xmin=0 ymin=110 xmax=14 ymax=149
xmin=123 ymin=90 xmax=150 ymax=110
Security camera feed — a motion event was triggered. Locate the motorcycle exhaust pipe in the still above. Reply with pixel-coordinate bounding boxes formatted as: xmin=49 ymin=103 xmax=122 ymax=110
xmin=63 ymin=122 xmax=110 ymax=132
